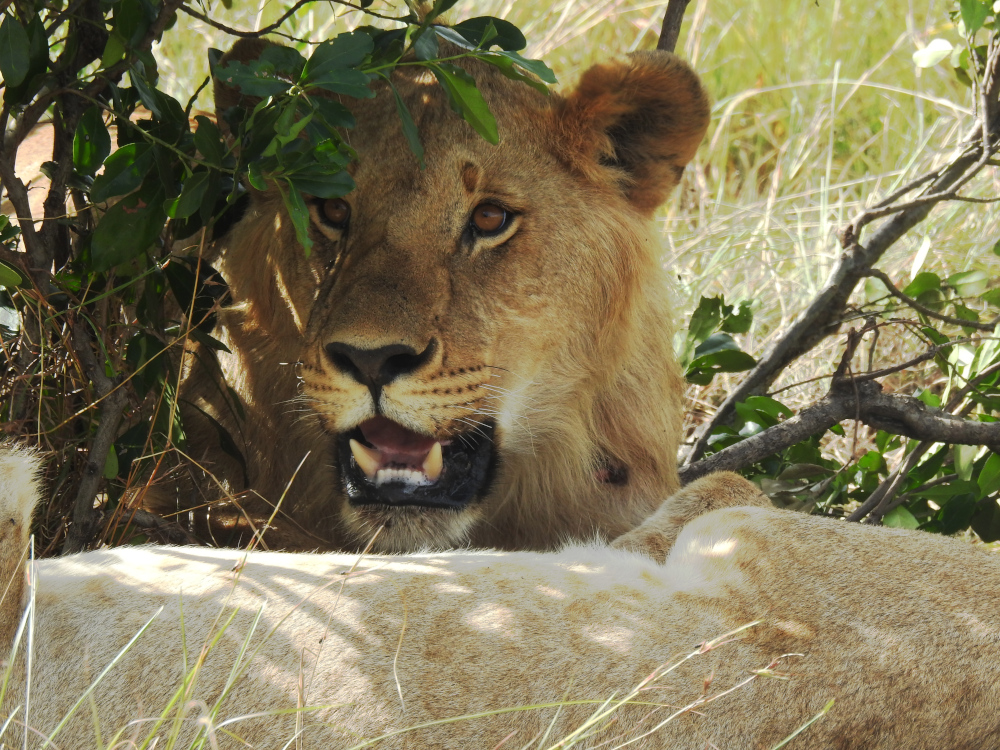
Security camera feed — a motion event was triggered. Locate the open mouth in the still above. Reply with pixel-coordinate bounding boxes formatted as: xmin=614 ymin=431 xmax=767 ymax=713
xmin=336 ymin=416 xmax=496 ymax=510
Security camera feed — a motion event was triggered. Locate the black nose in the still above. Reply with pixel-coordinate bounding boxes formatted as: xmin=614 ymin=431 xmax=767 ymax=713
xmin=325 ymin=340 xmax=434 ymax=397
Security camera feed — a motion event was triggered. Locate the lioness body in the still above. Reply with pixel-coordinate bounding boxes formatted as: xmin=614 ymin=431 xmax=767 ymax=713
xmin=3 ymin=448 xmax=999 ymax=748
xmin=161 ymin=45 xmax=710 ymax=552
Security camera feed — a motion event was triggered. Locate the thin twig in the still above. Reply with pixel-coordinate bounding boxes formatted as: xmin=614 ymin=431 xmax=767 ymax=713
xmin=849 ymin=441 xmax=931 ymax=524
xmin=864 ymin=268 xmax=1000 ymax=332
xmin=177 ymin=0 xmax=400 ymax=38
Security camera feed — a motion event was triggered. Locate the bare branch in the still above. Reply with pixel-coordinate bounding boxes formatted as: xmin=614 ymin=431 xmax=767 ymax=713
xmin=688 ymin=138 xmax=990 ymax=462
xmin=680 ymin=379 xmax=1000 ymax=485
xmin=61 ymin=320 xmax=129 ymax=554
xmin=656 ymin=0 xmax=691 ymax=53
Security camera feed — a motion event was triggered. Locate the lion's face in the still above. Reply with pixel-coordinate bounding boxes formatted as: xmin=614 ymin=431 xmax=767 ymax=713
xmin=213 ymin=45 xmax=708 ymax=552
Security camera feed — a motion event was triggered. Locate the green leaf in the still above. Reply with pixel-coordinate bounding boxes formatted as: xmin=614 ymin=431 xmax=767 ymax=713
xmin=0 ymin=216 xmax=18 ymax=245
xmin=936 ymin=492 xmax=977 ymax=534
xmin=259 ymin=44 xmax=305 ymax=76
xmin=164 ymin=171 xmax=211 ymax=219
xmin=685 ymin=348 xmax=756 ymax=385
xmin=193 ymin=116 xmax=225 ymax=166
xmin=948 ymin=269 xmax=988 ymax=297
xmin=114 ymin=0 xmax=154 ymax=46
xmin=902 ymin=271 xmax=940 ymax=298
xmin=413 ymin=28 xmax=439 ymax=62
xmin=390 ymin=82 xmax=425 ymax=168
xmin=103 ymin=446 xmax=119 ymax=480
xmin=189 ymin=327 xmax=230 ymax=352
xmin=312 ymin=98 xmax=355 ymax=129
xmin=743 ymin=395 xmax=794 ymax=420
xmin=992 ymin=239 xmax=1000 ymax=257
xmin=883 ymin=505 xmax=920 ymax=529
xmin=721 ymin=301 xmax=753 ymax=334
xmin=0 ymin=15 xmax=30 ymax=87
xmin=73 ymin=106 xmax=112 ymax=176
xmin=279 ymin=179 xmax=312 ymax=254
xmin=960 ymin=0 xmax=990 ymax=33
xmin=91 ymin=143 xmax=155 ymax=202
xmin=692 ymin=332 xmax=741 ymax=359
xmin=494 ymin=50 xmax=557 ymax=84
xmin=431 ymin=63 xmax=499 ymax=145
xmin=857 ymin=450 xmax=887 ymax=474
xmin=309 ymin=68 xmax=374 ymax=98
xmin=978 ymin=452 xmax=1000 ymax=499
xmin=91 ymin=183 xmax=167 ymax=270
xmin=688 ymin=296 xmax=723 ymax=344
xmin=288 ymin=170 xmax=355 ymax=199
xmin=217 ymin=61 xmax=294 ymax=98
xmin=955 ymin=443 xmax=979 ymax=482
xmin=129 ymin=66 xmax=165 ymax=119
xmin=971 ymin=496 xmax=1000 ymax=542
xmin=982 ymin=288 xmax=1000 ymax=308
xmin=912 ymin=38 xmax=953 ymax=68
xmin=953 ymin=302 xmax=979 ymax=326
xmin=164 ymin=257 xmax=225 ymax=331
xmin=3 ymin=14 xmax=46 ymax=103
xmin=305 ymin=31 xmax=374 ymax=79
xmin=0 ymin=260 xmax=25 ymax=288
xmin=100 ymin=32 xmax=126 ymax=69
xmin=452 ymin=17 xmax=527 ymax=51
xmin=475 ymin=53 xmax=550 ymax=94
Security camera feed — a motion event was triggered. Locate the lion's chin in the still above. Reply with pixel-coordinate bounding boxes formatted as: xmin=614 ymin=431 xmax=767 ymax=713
xmin=335 ymin=417 xmax=497 ymax=512
xmin=341 ymin=503 xmax=484 ymax=553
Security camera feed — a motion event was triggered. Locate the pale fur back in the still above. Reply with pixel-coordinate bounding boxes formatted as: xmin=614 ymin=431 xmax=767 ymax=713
xmin=2 ymin=445 xmax=999 ymax=748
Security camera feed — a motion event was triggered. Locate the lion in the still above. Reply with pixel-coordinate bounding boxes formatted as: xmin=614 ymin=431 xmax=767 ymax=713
xmin=4 ymin=446 xmax=1000 ymax=748
xmin=158 ymin=41 xmax=713 ymax=552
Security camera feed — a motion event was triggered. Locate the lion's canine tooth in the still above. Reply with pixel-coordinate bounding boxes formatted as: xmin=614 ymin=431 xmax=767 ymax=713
xmin=423 ymin=442 xmax=443 ymax=481
xmin=349 ymin=439 xmax=381 ymax=479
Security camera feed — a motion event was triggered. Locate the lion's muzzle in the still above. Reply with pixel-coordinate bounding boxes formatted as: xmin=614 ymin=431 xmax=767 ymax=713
xmin=336 ymin=416 xmax=496 ymax=510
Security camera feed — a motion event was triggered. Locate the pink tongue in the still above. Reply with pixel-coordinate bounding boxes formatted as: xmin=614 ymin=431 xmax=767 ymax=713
xmin=360 ymin=417 xmax=437 ymax=457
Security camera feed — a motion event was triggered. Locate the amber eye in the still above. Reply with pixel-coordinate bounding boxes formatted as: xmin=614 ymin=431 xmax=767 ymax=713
xmin=320 ymin=198 xmax=351 ymax=227
xmin=471 ymin=203 xmax=508 ymax=235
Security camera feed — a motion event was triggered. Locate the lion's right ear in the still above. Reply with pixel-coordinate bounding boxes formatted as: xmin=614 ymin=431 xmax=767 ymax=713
xmin=555 ymin=51 xmax=710 ymax=216
xmin=213 ymin=38 xmax=273 ymax=138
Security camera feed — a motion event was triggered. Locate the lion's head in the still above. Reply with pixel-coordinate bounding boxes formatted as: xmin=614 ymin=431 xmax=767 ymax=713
xmin=183 ymin=39 xmax=709 ymax=552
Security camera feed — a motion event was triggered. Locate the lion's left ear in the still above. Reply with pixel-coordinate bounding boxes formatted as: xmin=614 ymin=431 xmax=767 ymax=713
xmin=555 ymin=51 xmax=710 ymax=215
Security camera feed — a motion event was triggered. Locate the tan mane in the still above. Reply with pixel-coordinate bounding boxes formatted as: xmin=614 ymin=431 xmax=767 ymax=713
xmin=154 ymin=45 xmax=709 ymax=553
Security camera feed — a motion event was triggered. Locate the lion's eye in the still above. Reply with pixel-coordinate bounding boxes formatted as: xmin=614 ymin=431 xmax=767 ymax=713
xmin=320 ymin=198 xmax=351 ymax=228
xmin=471 ymin=203 xmax=508 ymax=235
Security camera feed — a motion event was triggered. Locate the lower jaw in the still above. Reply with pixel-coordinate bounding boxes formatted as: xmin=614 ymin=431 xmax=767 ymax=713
xmin=335 ymin=421 xmax=498 ymax=513
xmin=342 ymin=503 xmax=483 ymax=553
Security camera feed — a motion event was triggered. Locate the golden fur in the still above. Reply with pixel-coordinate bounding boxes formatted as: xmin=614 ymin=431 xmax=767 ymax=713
xmin=160 ymin=44 xmax=710 ymax=552
xmin=4 ymin=447 xmax=1000 ymax=748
